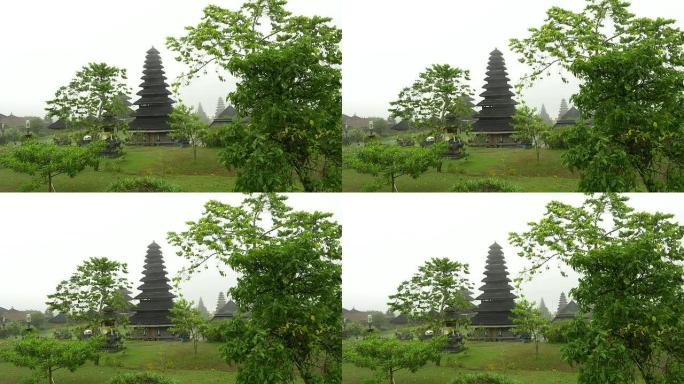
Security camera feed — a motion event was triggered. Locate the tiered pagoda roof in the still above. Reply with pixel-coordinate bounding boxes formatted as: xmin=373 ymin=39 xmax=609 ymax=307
xmin=472 ymin=49 xmax=517 ymax=133
xmin=471 ymin=242 xmax=517 ymax=326
xmin=553 ymin=300 xmax=578 ymax=322
xmin=129 ymin=47 xmax=174 ymax=132
xmin=554 ymin=107 xmax=581 ymax=128
xmin=210 ymin=105 xmax=237 ymax=127
xmin=130 ymin=242 xmax=175 ymax=326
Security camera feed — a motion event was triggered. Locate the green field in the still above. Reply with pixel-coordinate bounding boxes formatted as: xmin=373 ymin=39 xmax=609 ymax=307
xmin=0 ymin=339 xmax=238 ymax=384
xmin=343 ymin=340 xmax=579 ymax=384
xmin=0 ymin=146 xmax=238 ymax=192
xmin=343 ymin=146 xmax=581 ymax=192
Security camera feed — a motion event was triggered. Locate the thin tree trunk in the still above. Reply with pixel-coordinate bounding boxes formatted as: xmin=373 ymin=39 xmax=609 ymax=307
xmin=391 ymin=173 xmax=398 ymax=192
xmin=193 ymin=144 xmax=197 ymax=161
xmin=389 ymin=369 xmax=395 ymax=384
xmin=194 ymin=338 xmax=198 ymax=356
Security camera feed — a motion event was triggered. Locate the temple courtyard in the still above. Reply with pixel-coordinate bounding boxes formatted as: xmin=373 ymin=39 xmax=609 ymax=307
xmin=0 ymin=146 xmax=236 ymax=192
xmin=342 ymin=145 xmax=581 ymax=192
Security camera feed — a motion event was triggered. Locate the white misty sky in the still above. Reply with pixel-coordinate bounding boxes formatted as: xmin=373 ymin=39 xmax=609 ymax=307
xmin=0 ymin=0 xmax=340 ymax=118
xmin=342 ymin=0 xmax=684 ymax=119
xmin=342 ymin=193 xmax=684 ymax=314
xmin=0 ymin=193 xmax=343 ymax=313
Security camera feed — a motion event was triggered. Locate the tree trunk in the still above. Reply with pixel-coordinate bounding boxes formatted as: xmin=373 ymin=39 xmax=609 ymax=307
xmin=389 ymin=369 xmax=395 ymax=384
xmin=535 ymin=340 xmax=539 ymax=358
xmin=194 ymin=338 xmax=198 ymax=356
xmin=536 ymin=146 xmax=540 ymax=163
xmin=193 ymin=144 xmax=197 ymax=161
xmin=48 ymin=173 xmax=55 ymax=192
xmin=48 ymin=367 xmax=54 ymax=384
xmin=391 ymin=173 xmax=398 ymax=192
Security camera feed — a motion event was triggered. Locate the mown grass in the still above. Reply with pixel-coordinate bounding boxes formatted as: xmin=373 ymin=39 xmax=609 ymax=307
xmin=0 ymin=340 xmax=237 ymax=384
xmin=342 ymin=145 xmax=581 ymax=192
xmin=343 ymin=340 xmax=579 ymax=384
xmin=0 ymin=146 xmax=237 ymax=192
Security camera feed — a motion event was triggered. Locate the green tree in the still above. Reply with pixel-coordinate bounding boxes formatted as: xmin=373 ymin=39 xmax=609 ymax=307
xmin=344 ymin=336 xmax=446 ymax=384
xmin=46 ymin=257 xmax=130 ymax=333
xmin=510 ymin=0 xmax=684 ymax=191
xmin=509 ymin=194 xmax=684 ymax=383
xmin=346 ymin=143 xmax=444 ymax=192
xmin=167 ymin=194 xmax=341 ymax=384
xmin=167 ymin=1 xmax=341 ymax=192
xmin=46 ymin=63 xmax=131 ymax=135
xmin=0 ymin=141 xmax=103 ymax=192
xmin=388 ymin=257 xmax=472 ymax=332
xmin=169 ymin=104 xmax=208 ymax=161
xmin=0 ymin=337 xmax=100 ymax=384
xmin=511 ymin=104 xmax=550 ymax=163
xmin=512 ymin=298 xmax=550 ymax=358
xmin=169 ymin=298 xmax=207 ymax=357
xmin=389 ymin=64 xmax=473 ymax=140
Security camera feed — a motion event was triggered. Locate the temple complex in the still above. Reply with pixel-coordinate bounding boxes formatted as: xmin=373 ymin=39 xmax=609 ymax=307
xmin=554 ymin=107 xmax=581 ymax=128
xmin=211 ymin=300 xmax=240 ymax=321
xmin=210 ymin=105 xmax=238 ymax=127
xmin=472 ymin=49 xmax=518 ymax=146
xmin=553 ymin=300 xmax=578 ymax=322
xmin=471 ymin=242 xmax=517 ymax=340
xmin=129 ymin=241 xmax=176 ymax=340
xmin=128 ymin=47 xmax=175 ymax=145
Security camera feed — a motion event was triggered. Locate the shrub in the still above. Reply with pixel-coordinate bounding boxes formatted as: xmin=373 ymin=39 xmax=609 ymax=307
xmin=203 ymin=320 xmax=233 ymax=342
xmin=108 ymin=372 xmax=178 ymax=384
xmin=107 ymin=177 xmax=181 ymax=192
xmin=545 ymin=128 xmax=570 ymax=149
xmin=451 ymin=178 xmax=522 ymax=192
xmin=544 ymin=320 xmax=574 ymax=343
xmin=448 ymin=373 xmax=520 ymax=384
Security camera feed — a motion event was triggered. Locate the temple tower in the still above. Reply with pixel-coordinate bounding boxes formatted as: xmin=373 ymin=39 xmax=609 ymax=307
xmin=472 ymin=49 xmax=517 ymax=146
xmin=130 ymin=241 xmax=176 ymax=339
xmin=471 ymin=242 xmax=517 ymax=340
xmin=129 ymin=47 xmax=175 ymax=145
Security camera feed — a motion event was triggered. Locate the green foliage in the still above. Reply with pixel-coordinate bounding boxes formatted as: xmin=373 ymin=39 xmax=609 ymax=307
xmin=511 ymin=104 xmax=550 ymax=163
xmin=450 ymin=178 xmax=522 ymax=192
xmin=346 ymin=143 xmax=444 ymax=192
xmin=512 ymin=299 xmax=550 ymax=358
xmin=389 ymin=64 xmax=473 ymax=139
xmin=203 ymin=320 xmax=234 ymax=343
xmin=168 ymin=194 xmax=341 ymax=384
xmin=388 ymin=257 xmax=472 ymax=332
xmin=106 ymin=177 xmax=181 ymax=192
xmin=46 ymin=62 xmax=130 ymax=134
xmin=169 ymin=104 xmax=208 ymax=161
xmin=46 ymin=257 xmax=130 ymax=332
xmin=167 ymin=1 xmax=341 ymax=192
xmin=545 ymin=128 xmax=570 ymax=150
xmin=108 ymin=372 xmax=178 ymax=384
xmin=0 ymin=337 xmax=100 ymax=384
xmin=343 ymin=127 xmax=367 ymax=145
xmin=344 ymin=336 xmax=446 ymax=384
xmin=544 ymin=320 xmax=574 ymax=344
xmin=0 ymin=141 xmax=103 ymax=192
xmin=511 ymin=0 xmax=684 ymax=191
xmin=448 ymin=373 xmax=520 ymax=384
xmin=509 ymin=194 xmax=684 ymax=383
xmin=169 ymin=299 xmax=207 ymax=357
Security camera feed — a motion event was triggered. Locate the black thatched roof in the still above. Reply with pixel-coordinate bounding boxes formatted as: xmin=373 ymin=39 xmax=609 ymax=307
xmin=391 ymin=120 xmax=411 ymax=131
xmin=553 ymin=300 xmax=578 ymax=322
xmin=210 ymin=105 xmax=237 ymax=127
xmin=473 ymin=49 xmax=517 ymax=134
xmin=212 ymin=300 xmax=249 ymax=321
xmin=48 ymin=119 xmax=67 ymax=130
xmin=471 ymin=242 xmax=517 ymax=327
xmin=129 ymin=48 xmax=174 ymax=133
xmin=554 ymin=107 xmax=581 ymax=128
xmin=390 ymin=313 xmax=408 ymax=325
xmin=130 ymin=242 xmax=175 ymax=326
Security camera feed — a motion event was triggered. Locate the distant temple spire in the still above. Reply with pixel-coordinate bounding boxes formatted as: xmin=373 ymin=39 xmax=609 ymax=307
xmin=129 ymin=47 xmax=175 ymax=145
xmin=472 ymin=49 xmax=518 ymax=146
xmin=558 ymin=99 xmax=569 ymax=120
xmin=471 ymin=242 xmax=517 ymax=340
xmin=557 ymin=292 xmax=568 ymax=313
xmin=215 ymin=97 xmax=226 ymax=119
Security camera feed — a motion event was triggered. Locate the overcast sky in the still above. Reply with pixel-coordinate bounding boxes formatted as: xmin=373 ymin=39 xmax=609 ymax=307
xmin=342 ymin=0 xmax=684 ymax=119
xmin=342 ymin=193 xmax=684 ymax=314
xmin=0 ymin=193 xmax=343 ymax=313
xmin=0 ymin=0 xmax=340 ymax=118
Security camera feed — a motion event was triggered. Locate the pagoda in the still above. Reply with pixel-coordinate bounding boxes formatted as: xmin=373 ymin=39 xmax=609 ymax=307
xmin=129 ymin=47 xmax=175 ymax=145
xmin=130 ymin=242 xmax=176 ymax=340
xmin=472 ymin=49 xmax=517 ymax=147
xmin=471 ymin=242 xmax=517 ymax=340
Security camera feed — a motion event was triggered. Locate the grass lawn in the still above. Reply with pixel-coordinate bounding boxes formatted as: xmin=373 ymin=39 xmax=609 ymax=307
xmin=0 ymin=340 xmax=237 ymax=384
xmin=0 ymin=146 xmax=237 ymax=192
xmin=343 ymin=146 xmax=581 ymax=192
xmin=343 ymin=341 xmax=579 ymax=384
